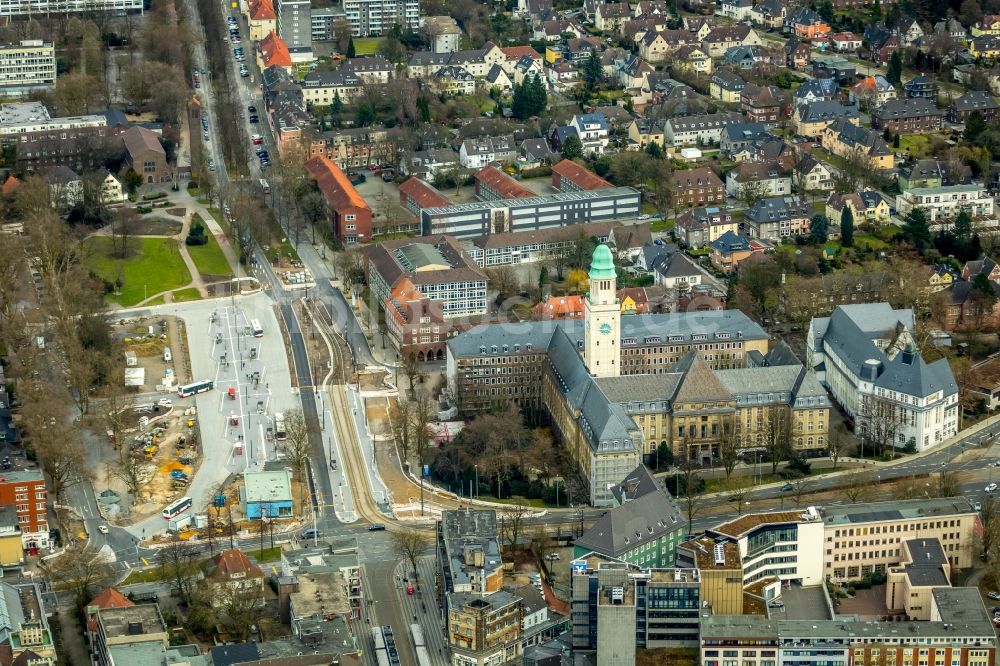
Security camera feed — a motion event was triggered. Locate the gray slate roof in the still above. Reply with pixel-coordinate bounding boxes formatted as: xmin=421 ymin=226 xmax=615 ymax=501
xmin=575 ymin=465 xmax=684 ymax=557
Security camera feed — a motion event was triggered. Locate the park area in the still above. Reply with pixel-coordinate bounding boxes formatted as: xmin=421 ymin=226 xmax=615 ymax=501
xmin=83 ymin=206 xmax=238 ymax=306
xmin=84 ymin=236 xmax=191 ymax=306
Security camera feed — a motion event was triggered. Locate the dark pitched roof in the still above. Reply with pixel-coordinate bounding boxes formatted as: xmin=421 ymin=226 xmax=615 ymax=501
xmin=210 ymin=642 xmax=262 ymax=666
xmin=873 ymin=98 xmax=944 ymax=120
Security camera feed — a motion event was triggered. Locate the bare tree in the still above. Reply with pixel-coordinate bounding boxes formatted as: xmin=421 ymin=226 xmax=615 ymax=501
xmin=843 ymin=470 xmax=875 ymax=504
xmin=109 ymin=207 xmax=139 ymax=259
xmin=676 ymin=439 xmax=703 ymax=534
xmin=790 ymin=478 xmax=812 ymax=507
xmin=278 ymin=408 xmax=313 ymax=484
xmin=718 ymin=420 xmax=740 ymax=479
xmin=157 ymin=536 xmax=200 ymax=605
xmin=402 ymin=353 xmax=420 ymax=393
xmin=827 ymin=425 xmax=850 ymax=469
xmin=392 ymin=528 xmax=432 ymax=584
xmin=721 ymin=476 xmax=753 ymax=516
xmin=99 ymin=380 xmax=137 ymax=454
xmin=501 ymin=503 xmax=530 ymax=551
xmin=859 ymin=394 xmax=906 ymax=458
xmin=41 ymin=542 xmax=115 ymax=607
xmin=211 ymin=577 xmax=265 ymax=642
xmin=979 ymin=493 xmax=1000 ymax=560
xmin=762 ymin=408 xmax=791 ymax=474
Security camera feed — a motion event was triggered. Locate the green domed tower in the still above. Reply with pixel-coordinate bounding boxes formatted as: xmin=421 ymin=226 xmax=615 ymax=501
xmin=584 ymin=244 xmax=619 ymax=377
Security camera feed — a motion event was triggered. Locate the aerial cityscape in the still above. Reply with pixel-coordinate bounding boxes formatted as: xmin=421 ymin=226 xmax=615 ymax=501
xmin=2 ymin=0 xmax=1000 ymax=663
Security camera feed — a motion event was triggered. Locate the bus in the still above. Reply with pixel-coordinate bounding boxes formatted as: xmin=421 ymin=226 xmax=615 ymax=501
xmin=274 ymin=412 xmax=287 ymax=441
xmin=162 ymin=496 xmax=192 ymax=520
xmin=177 ymin=379 xmax=214 ymax=398
xmin=250 ymin=319 xmax=263 ymax=337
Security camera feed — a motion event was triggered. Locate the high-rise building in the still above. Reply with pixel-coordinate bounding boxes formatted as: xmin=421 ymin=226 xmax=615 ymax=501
xmin=274 ymin=0 xmax=312 ymax=60
xmin=343 ymin=0 xmax=419 ymax=37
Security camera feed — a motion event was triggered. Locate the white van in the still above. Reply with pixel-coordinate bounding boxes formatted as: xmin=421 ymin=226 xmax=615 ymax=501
xmin=163 ymin=347 xmax=172 ymax=362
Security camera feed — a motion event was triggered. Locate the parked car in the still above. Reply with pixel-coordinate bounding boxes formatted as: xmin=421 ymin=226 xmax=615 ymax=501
xmin=989 ymin=591 xmax=1000 ymax=600
xmin=987 ymin=483 xmax=998 ymax=493
xmin=252 ymin=134 xmax=263 ymax=145
xmin=368 ymin=523 xmax=386 ymax=531
xmin=768 ymin=600 xmax=784 ymax=608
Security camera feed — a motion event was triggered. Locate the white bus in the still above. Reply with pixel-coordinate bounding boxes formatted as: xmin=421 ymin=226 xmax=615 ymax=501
xmin=177 ymin=379 xmax=214 ymax=398
xmin=162 ymin=496 xmax=192 ymax=520
xmin=274 ymin=412 xmax=287 ymax=440
xmin=250 ymin=319 xmax=263 ymax=337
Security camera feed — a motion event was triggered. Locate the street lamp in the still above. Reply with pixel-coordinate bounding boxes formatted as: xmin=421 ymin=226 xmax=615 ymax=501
xmin=474 ymin=464 xmax=479 ymax=500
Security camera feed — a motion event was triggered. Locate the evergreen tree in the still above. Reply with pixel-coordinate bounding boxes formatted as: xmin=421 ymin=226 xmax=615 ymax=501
xmin=561 ymin=135 xmax=583 ymax=159
xmin=893 ymin=133 xmax=900 ymax=148
xmin=330 ymin=91 xmax=343 ymax=115
xmin=840 ymin=207 xmax=854 ymax=247
xmin=954 ymin=209 xmax=973 ymax=247
xmin=887 ymin=52 xmax=903 ymax=86
xmin=417 ymin=95 xmax=431 ymax=123
xmin=870 ymin=0 xmax=882 ymax=22
xmin=965 ymin=110 xmax=988 ymax=142
xmin=583 ymin=49 xmax=602 ymax=92
xmin=810 ymin=213 xmax=829 ymax=245
xmin=644 ymin=141 xmax=662 ymax=158
xmin=902 ymin=208 xmax=931 ymax=250
xmin=513 ymin=73 xmax=547 ymax=119
xmin=346 ymin=37 xmax=356 ymax=58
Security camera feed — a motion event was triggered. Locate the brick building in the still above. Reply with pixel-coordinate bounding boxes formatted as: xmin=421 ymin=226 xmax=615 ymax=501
xmin=672 ymin=167 xmax=725 ymax=207
xmin=0 ymin=470 xmax=48 ymax=552
xmin=304 ymin=155 xmax=372 ymax=244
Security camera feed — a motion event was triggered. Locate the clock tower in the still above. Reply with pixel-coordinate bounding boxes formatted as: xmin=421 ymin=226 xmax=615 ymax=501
xmin=584 ymin=244 xmax=620 ymax=378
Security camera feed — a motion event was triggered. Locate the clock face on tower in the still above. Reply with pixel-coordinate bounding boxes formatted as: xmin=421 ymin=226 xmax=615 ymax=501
xmin=599 ymin=322 xmax=612 ymax=335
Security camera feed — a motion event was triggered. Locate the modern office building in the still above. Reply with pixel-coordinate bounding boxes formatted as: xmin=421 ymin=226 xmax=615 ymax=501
xmin=822 ymin=497 xmax=978 ymax=580
xmin=700 ymin=588 xmax=996 ymax=666
xmin=569 ymin=554 xmax=709 ymax=661
xmin=706 ymin=508 xmax=826 ymax=590
xmin=420 ymin=187 xmax=641 ymax=239
xmin=343 ymin=0 xmax=419 ymax=36
xmin=0 ymin=40 xmax=55 ymax=96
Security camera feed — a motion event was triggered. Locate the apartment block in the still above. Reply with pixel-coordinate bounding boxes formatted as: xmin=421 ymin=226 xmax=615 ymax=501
xmin=343 ymin=0 xmax=419 ymax=36
xmin=463 ymin=220 xmax=619 ymax=267
xmin=0 ymin=40 xmax=55 ymax=96
xmin=896 ymin=183 xmax=995 ymax=224
xmin=0 ymin=470 xmax=47 ymax=551
xmin=275 ymin=0 xmax=312 ymax=57
xmin=0 ymin=0 xmax=140 ymax=16
xmin=448 ymin=590 xmax=524 ymax=666
xmin=436 ymin=510 xmax=505 ymax=601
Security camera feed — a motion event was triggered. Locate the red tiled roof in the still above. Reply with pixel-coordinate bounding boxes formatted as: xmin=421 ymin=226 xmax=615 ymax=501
xmin=305 ymin=156 xmax=371 ymax=212
xmin=249 ymin=0 xmax=276 ymax=20
xmin=212 ymin=548 xmax=264 ymax=579
xmin=399 ymin=176 xmax=451 ymax=209
xmin=474 ymin=166 xmax=535 ymax=199
xmin=501 ymin=46 xmax=541 ymax=61
xmin=259 ymin=31 xmax=291 ymax=69
xmin=551 ymin=159 xmax=613 ymax=191
xmin=85 ymin=587 xmax=134 ymax=632
xmin=532 ymin=295 xmax=585 ymax=320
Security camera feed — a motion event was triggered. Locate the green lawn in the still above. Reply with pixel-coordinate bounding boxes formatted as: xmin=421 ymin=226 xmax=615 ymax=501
xmin=187 ymin=222 xmax=233 ymax=278
xmin=121 ymin=559 xmax=204 ymax=585
xmin=897 ymin=134 xmax=932 ymax=158
xmin=352 ymin=38 xmax=380 ymax=55
xmin=171 ymin=288 xmax=202 ymax=302
xmin=84 ymin=236 xmax=192 ymax=306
